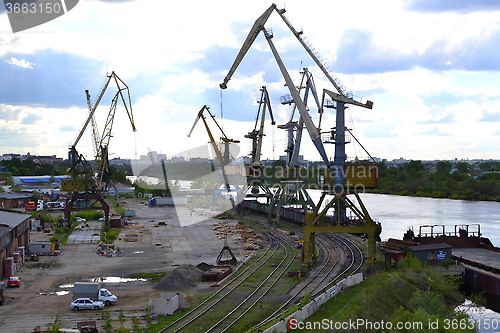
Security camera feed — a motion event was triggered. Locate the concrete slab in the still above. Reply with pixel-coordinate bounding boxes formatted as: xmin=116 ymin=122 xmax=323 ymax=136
xmin=67 ymin=221 xmax=102 ymax=244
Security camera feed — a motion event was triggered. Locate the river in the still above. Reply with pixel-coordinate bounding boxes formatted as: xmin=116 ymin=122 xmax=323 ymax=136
xmin=305 ymin=191 xmax=500 ymax=247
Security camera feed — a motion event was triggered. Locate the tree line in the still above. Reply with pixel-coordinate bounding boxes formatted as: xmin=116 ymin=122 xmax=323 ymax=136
xmin=370 ymin=160 xmax=500 ymax=201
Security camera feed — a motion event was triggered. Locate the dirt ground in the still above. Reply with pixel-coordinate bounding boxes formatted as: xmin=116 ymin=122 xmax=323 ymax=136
xmin=0 ymin=198 xmax=250 ymax=333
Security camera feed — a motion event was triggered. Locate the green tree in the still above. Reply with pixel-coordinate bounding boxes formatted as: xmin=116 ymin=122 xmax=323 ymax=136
xmin=111 ymin=170 xmax=131 ymax=185
xmin=37 ymin=163 xmax=55 ymax=176
xmin=456 ymin=162 xmax=469 ymax=173
xmin=436 ymin=161 xmax=452 ymax=174
xmin=404 ymin=160 xmax=425 ymax=174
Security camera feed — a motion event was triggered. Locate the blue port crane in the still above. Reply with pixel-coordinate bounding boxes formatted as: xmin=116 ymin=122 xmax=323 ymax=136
xmin=220 ymin=4 xmax=379 ymax=268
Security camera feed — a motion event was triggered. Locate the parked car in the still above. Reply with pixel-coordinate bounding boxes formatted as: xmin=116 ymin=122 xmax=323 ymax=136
xmin=7 ymin=276 xmax=20 ymax=287
xmin=76 ymin=217 xmax=86 ymax=222
xmin=99 ymin=217 xmax=105 ymax=221
xmin=70 ymin=298 xmax=104 ymax=311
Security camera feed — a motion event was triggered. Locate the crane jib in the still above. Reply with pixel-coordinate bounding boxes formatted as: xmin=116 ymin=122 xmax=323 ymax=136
xmin=219 ymin=4 xmax=275 ymax=90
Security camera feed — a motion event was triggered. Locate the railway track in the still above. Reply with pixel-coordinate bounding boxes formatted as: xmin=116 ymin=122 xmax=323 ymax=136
xmin=159 ymin=213 xmax=365 ymax=333
xmin=252 ymin=232 xmax=364 ymax=332
xmin=160 ymin=231 xmax=298 ymax=333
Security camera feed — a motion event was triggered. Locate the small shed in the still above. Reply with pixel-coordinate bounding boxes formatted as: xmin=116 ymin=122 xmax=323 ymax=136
xmin=403 ymin=243 xmax=452 ymax=264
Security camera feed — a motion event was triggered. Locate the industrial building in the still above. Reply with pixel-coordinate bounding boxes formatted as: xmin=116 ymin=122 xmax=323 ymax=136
xmin=12 ymin=175 xmax=71 ymax=186
xmin=0 ymin=210 xmax=31 ymax=278
xmin=0 ymin=193 xmax=33 ymax=209
xmin=403 ymin=243 xmax=453 ymax=265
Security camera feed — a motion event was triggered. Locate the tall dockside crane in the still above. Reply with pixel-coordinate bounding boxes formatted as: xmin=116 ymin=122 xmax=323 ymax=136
xmin=220 ymin=4 xmax=379 ymax=268
xmin=246 ymin=86 xmax=275 ymax=170
xmin=188 ymin=105 xmax=240 ymax=208
xmin=279 ymin=68 xmax=322 ymax=170
xmin=267 ymin=68 xmax=321 ymax=226
xmin=62 ymin=71 xmax=136 ymax=231
xmin=238 ymin=86 xmax=275 ymax=202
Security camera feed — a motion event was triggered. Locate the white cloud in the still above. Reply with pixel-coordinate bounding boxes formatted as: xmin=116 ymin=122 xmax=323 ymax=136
xmin=1 ymin=0 xmax=500 ymax=161
xmin=6 ymin=57 xmax=34 ymax=68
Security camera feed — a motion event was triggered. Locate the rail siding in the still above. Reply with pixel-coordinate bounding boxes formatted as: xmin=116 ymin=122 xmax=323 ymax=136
xmin=262 ymin=273 xmax=363 ymax=333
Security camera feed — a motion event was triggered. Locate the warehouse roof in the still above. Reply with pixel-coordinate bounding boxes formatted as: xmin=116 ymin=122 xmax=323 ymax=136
xmin=0 ymin=210 xmax=30 ymax=228
xmin=0 ymin=193 xmax=32 ymax=200
xmin=404 ymin=243 xmax=452 ymax=252
xmin=14 ymin=175 xmax=70 ymax=184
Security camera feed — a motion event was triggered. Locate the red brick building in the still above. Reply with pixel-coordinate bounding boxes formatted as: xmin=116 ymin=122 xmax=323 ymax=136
xmin=0 ymin=193 xmax=32 ymax=209
xmin=0 ymin=210 xmax=31 ymax=278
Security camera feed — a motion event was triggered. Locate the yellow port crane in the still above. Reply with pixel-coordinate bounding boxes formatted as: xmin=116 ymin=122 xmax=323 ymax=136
xmin=64 ymin=71 xmax=136 ymax=193
xmin=62 ymin=71 xmax=136 ymax=232
xmin=188 ymin=105 xmax=240 ymax=208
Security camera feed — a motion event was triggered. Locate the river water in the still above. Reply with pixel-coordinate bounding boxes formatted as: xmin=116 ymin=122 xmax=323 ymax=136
xmin=305 ymin=191 xmax=500 ymax=331
xmin=305 ymin=191 xmax=500 ymax=247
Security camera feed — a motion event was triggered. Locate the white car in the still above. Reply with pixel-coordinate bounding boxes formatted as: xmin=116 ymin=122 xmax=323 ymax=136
xmin=99 ymin=217 xmax=106 ymax=221
xmin=70 ymin=298 xmax=104 ymax=311
xmin=76 ymin=217 xmax=86 ymax=222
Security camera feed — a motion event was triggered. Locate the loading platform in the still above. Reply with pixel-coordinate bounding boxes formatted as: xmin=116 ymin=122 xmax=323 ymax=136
xmin=453 ymin=248 xmax=500 ymax=272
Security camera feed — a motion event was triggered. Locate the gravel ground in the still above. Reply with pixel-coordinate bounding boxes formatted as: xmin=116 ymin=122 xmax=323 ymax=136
xmin=0 ymin=198 xmax=248 ymax=333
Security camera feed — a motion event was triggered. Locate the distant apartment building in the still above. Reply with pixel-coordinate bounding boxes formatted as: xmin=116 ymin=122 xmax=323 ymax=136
xmin=279 ymin=155 xmax=307 ymax=164
xmin=0 ymin=154 xmax=20 ymax=161
xmin=24 ymin=152 xmax=63 ymax=165
xmin=0 ymin=153 xmax=62 ymax=165
xmin=171 ymin=156 xmax=186 ymax=163
xmin=139 ymin=151 xmax=167 ymax=163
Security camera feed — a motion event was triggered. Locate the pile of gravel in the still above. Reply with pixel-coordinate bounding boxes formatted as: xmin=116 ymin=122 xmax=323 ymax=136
xmin=196 ymin=262 xmax=214 ymax=272
xmin=174 ymin=264 xmax=203 ymax=282
xmin=153 ymin=265 xmax=203 ymax=291
xmin=154 ymin=271 xmax=196 ymax=291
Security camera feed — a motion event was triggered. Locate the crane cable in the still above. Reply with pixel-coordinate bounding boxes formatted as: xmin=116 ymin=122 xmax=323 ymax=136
xmin=220 ymin=89 xmax=224 ymax=131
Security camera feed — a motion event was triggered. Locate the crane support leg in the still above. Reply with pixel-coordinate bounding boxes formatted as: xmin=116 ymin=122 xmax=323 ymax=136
xmin=63 ymin=194 xmax=110 ymax=232
xmin=302 ymin=193 xmax=377 ymax=269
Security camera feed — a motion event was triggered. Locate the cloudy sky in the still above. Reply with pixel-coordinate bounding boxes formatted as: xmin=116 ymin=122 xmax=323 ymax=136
xmin=1 ymin=0 xmax=500 ymax=164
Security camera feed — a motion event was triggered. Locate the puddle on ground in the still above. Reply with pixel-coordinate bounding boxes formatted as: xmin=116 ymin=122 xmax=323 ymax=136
xmin=58 ymin=276 xmax=147 ymax=289
xmin=59 ymin=284 xmax=73 ymax=288
xmin=91 ymin=276 xmax=147 ymax=283
xmin=39 ymin=290 xmax=70 ymax=296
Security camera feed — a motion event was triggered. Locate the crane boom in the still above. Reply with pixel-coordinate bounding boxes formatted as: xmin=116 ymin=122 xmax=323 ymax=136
xmin=85 ymin=90 xmax=101 ymax=163
xmin=73 ymin=75 xmax=112 ymax=149
xmin=188 ymin=105 xmax=238 ymax=208
xmin=323 ymin=89 xmax=373 ymax=109
xmin=187 ymin=105 xmax=239 ymax=168
xmin=263 ymin=29 xmax=330 ymax=167
xmin=66 ymin=71 xmax=137 ymax=193
xmin=275 ymin=9 xmax=348 ymax=96
xmin=220 ymin=4 xmax=276 ymax=89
